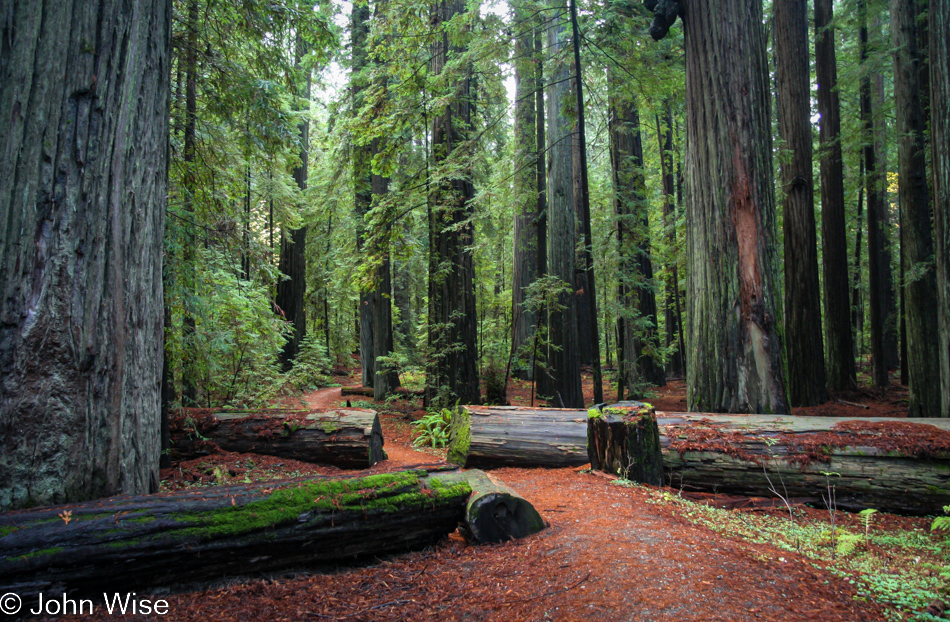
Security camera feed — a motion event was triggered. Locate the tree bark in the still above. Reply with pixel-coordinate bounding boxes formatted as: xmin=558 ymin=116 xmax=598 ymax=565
xmin=182 ymin=0 xmax=199 ymax=405
xmin=168 ymin=409 xmax=386 ymax=469
xmin=658 ymin=104 xmax=685 ymax=378
xmin=652 ymin=0 xmax=789 ymax=413
xmin=932 ymin=0 xmax=950 ymax=416
xmin=371 ymin=140 xmax=402 ymax=399
xmin=0 ymin=470 xmax=472 ymax=600
xmin=0 ymin=0 xmax=170 ymax=511
xmin=543 ymin=3 xmax=583 ymax=408
xmin=511 ymin=3 xmax=542 ymax=381
xmin=890 ymin=0 xmax=941 ymax=416
xmin=814 ymin=0 xmax=857 ymax=392
xmin=426 ymin=0 xmax=481 ymax=407
xmin=587 ymin=403 xmax=664 ymax=485
xmin=447 ymin=406 xmax=589 ymax=468
xmin=860 ymin=1 xmax=893 ymax=390
xmin=776 ymin=0 xmax=827 ymax=406
xmin=276 ymin=34 xmax=310 ymax=372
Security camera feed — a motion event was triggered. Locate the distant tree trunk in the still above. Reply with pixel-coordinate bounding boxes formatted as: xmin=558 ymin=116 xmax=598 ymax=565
xmin=569 ymin=0 xmax=603 ymax=403
xmin=853 ymin=159 xmax=865 ymax=360
xmin=814 ymin=0 xmax=857 ymax=391
xmin=609 ymin=74 xmax=665 ymax=398
xmin=543 ymin=4 xmax=583 ymax=408
xmin=657 ymin=105 xmax=685 ymax=378
xmin=371 ymin=141 xmax=401 ymax=399
xmin=932 ymin=0 xmax=950 ymax=416
xmin=511 ymin=4 xmax=542 ymax=381
xmin=859 ymin=1 xmax=892 ymax=390
xmin=648 ymin=0 xmax=789 ymax=414
xmin=890 ymin=0 xmax=941 ymax=416
xmin=532 ymin=28 xmax=550 ymax=399
xmin=0 ymin=0 xmax=170 ymax=511
xmin=182 ymin=0 xmax=199 ymax=405
xmin=426 ymin=0 xmax=480 ymax=406
xmin=775 ymin=0 xmax=827 ymax=406
xmin=276 ymin=35 xmax=310 ymax=372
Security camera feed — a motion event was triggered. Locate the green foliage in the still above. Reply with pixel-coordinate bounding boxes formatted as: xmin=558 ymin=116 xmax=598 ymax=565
xmin=286 ymin=334 xmax=332 ymax=392
xmin=411 ymin=408 xmax=453 ymax=449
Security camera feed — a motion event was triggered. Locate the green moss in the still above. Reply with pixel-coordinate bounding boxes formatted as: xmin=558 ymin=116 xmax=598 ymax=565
xmin=176 ymin=471 xmax=462 ymax=540
xmin=0 ymin=525 xmax=17 ymax=538
xmin=447 ymin=409 xmax=471 ymax=466
xmin=587 ymin=408 xmax=604 ymax=419
xmin=6 ymin=546 xmax=64 ymax=563
xmin=317 ymin=422 xmax=341 ymax=434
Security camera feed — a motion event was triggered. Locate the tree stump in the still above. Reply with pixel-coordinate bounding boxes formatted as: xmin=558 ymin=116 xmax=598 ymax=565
xmin=440 ymin=470 xmax=545 ymax=543
xmin=587 ymin=402 xmax=664 ymax=485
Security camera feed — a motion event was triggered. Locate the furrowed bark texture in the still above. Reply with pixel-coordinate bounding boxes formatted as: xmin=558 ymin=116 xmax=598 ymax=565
xmin=511 ymin=2 xmax=542 ymax=381
xmin=776 ymin=0 xmax=827 ymax=406
xmin=0 ymin=0 xmax=170 ymax=511
xmin=658 ymin=104 xmax=685 ymax=378
xmin=933 ymin=0 xmax=950 ymax=416
xmin=427 ymin=0 xmax=480 ymax=406
xmin=681 ymin=1 xmax=789 ymax=413
xmin=543 ymin=5 xmax=583 ymax=408
xmin=890 ymin=0 xmax=941 ymax=416
xmin=814 ymin=0 xmax=856 ymax=391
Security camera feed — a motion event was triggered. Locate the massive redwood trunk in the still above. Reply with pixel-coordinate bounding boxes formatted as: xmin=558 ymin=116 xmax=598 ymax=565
xmin=0 ymin=0 xmax=170 ymax=511
xmin=648 ymin=0 xmax=789 ymax=413
xmin=933 ymin=0 xmax=950 ymax=416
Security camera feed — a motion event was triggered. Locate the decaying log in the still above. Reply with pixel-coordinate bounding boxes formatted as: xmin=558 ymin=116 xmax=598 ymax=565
xmin=440 ymin=470 xmax=545 ymax=543
xmin=587 ymin=402 xmax=664 ymax=485
xmin=447 ymin=406 xmax=589 ymax=469
xmin=658 ymin=413 xmax=950 ymax=514
xmin=449 ymin=405 xmax=950 ymax=514
xmin=340 ymin=386 xmax=425 ymax=398
xmin=170 ymin=409 xmax=385 ymax=469
xmin=0 ymin=469 xmax=471 ymax=601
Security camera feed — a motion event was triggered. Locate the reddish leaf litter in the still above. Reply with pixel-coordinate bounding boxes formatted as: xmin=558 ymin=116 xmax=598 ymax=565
xmin=45 ymin=372 xmax=936 ymax=622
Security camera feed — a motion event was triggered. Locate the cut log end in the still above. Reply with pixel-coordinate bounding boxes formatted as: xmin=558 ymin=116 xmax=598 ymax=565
xmin=462 ymin=470 xmax=545 ymax=543
xmin=587 ymin=402 xmax=664 ymax=486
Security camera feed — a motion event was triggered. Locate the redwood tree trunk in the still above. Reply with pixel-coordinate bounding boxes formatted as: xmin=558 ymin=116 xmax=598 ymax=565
xmin=890 ymin=0 xmax=941 ymax=416
xmin=543 ymin=3 xmax=583 ymax=408
xmin=775 ymin=0 xmax=827 ymax=407
xmin=371 ymin=149 xmax=401 ymax=399
xmin=933 ymin=0 xmax=950 ymax=416
xmin=426 ymin=0 xmax=480 ymax=406
xmin=0 ymin=0 xmax=170 ymax=511
xmin=276 ymin=34 xmax=309 ymax=372
xmin=814 ymin=0 xmax=856 ymax=392
xmin=651 ymin=0 xmax=789 ymax=413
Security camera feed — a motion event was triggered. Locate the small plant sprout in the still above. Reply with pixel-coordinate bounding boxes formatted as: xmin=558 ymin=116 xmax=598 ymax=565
xmin=859 ymin=508 xmax=878 ymax=541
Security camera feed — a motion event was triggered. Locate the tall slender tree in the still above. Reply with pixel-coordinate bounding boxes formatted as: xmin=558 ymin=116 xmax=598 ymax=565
xmin=371 ymin=139 xmax=401 ymax=399
xmin=775 ymin=0 xmax=827 ymax=406
xmin=814 ymin=0 xmax=856 ymax=391
xmin=426 ymin=0 xmax=481 ymax=406
xmin=932 ymin=0 xmax=950 ymax=416
xmin=0 ymin=0 xmax=170 ymax=510
xmin=182 ymin=0 xmax=199 ymax=404
xmin=543 ymin=3 xmax=583 ymax=408
xmin=647 ymin=0 xmax=789 ymax=414
xmin=890 ymin=0 xmax=941 ymax=416
xmin=657 ymin=105 xmax=686 ymax=378
xmin=276 ymin=33 xmax=310 ymax=371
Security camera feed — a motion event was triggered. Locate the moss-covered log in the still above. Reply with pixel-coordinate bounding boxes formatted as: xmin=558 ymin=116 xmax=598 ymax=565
xmin=439 ymin=470 xmax=545 ymax=543
xmin=0 ymin=470 xmax=470 ymax=601
xmin=587 ymin=403 xmax=664 ymax=485
xmin=447 ymin=406 xmax=589 ymax=468
xmin=170 ymin=409 xmax=385 ymax=469
xmin=657 ymin=413 xmax=950 ymax=514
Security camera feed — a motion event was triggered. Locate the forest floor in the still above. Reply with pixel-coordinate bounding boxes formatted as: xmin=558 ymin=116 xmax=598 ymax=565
xmin=54 ymin=369 xmax=946 ymax=622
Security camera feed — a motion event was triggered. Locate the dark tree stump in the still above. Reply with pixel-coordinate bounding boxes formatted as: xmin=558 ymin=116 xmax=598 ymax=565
xmin=442 ymin=470 xmax=545 ymax=543
xmin=587 ymin=402 xmax=664 ymax=485
xmin=170 ymin=409 xmax=385 ymax=469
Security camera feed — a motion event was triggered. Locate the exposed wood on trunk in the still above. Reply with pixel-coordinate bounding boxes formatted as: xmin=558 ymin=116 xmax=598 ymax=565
xmin=0 ymin=470 xmax=471 ymax=601
xmin=169 ymin=409 xmax=386 ymax=469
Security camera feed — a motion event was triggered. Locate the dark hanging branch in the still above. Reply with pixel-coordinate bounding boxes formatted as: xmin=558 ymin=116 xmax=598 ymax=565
xmin=643 ymin=0 xmax=683 ymax=41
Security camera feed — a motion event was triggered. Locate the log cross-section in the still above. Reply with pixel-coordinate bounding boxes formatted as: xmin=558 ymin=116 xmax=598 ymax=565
xmin=588 ymin=402 xmax=664 ymax=485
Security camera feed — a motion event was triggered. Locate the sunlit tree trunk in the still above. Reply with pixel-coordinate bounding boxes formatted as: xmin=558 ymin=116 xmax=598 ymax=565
xmin=776 ymin=0 xmax=827 ymax=406
xmin=890 ymin=0 xmax=941 ymax=415
xmin=0 ymin=0 xmax=170 ymax=510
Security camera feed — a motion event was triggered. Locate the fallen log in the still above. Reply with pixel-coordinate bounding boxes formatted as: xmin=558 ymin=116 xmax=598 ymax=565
xmin=587 ymin=402 xmax=664 ymax=485
xmin=0 ymin=469 xmax=471 ymax=601
xmin=341 ymin=386 xmax=425 ymax=398
xmin=170 ymin=409 xmax=385 ymax=469
xmin=448 ymin=405 xmax=950 ymax=514
xmin=439 ymin=470 xmax=545 ymax=543
xmin=658 ymin=413 xmax=950 ymax=514
xmin=447 ymin=406 xmax=589 ymax=469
